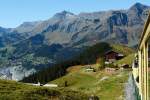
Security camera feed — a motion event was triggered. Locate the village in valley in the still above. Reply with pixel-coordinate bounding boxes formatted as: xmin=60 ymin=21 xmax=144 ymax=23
xmin=84 ymin=50 xmax=132 ymax=74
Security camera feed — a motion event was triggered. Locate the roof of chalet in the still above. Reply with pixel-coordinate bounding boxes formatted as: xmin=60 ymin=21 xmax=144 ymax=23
xmin=104 ymin=50 xmax=124 ymax=56
xmin=104 ymin=50 xmax=118 ymax=55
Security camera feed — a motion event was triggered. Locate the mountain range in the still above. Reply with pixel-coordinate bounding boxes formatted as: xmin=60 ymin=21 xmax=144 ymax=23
xmin=0 ymin=3 xmax=149 ymax=80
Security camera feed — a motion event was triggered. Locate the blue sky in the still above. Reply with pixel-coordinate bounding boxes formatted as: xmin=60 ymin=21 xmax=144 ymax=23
xmin=0 ymin=0 xmax=150 ymax=28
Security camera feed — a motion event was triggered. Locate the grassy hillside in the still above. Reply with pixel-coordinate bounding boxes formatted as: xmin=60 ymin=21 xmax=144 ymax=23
xmin=0 ymin=79 xmax=89 ymax=100
xmin=115 ymin=53 xmax=135 ymax=66
xmin=50 ymin=65 xmax=130 ymax=100
xmin=110 ymin=44 xmax=134 ymax=56
xmin=22 ymin=42 xmax=134 ymax=84
xmin=75 ymin=43 xmax=134 ymax=64
xmin=0 ymin=43 xmax=134 ymax=100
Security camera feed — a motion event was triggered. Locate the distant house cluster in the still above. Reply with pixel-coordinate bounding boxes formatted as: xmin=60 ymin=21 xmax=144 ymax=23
xmin=85 ymin=65 xmax=95 ymax=72
xmin=105 ymin=67 xmax=117 ymax=73
xmin=104 ymin=50 xmax=124 ymax=64
xmin=103 ymin=50 xmax=131 ymax=73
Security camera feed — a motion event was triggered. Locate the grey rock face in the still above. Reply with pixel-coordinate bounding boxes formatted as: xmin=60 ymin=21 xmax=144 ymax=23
xmin=0 ymin=3 xmax=149 ymax=47
xmin=10 ymin=66 xmax=36 ymax=81
xmin=0 ymin=66 xmax=36 ymax=81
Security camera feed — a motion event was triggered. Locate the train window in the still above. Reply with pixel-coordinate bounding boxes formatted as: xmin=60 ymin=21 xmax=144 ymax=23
xmin=134 ymin=60 xmax=138 ymax=68
xmin=136 ymin=76 xmax=139 ymax=83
